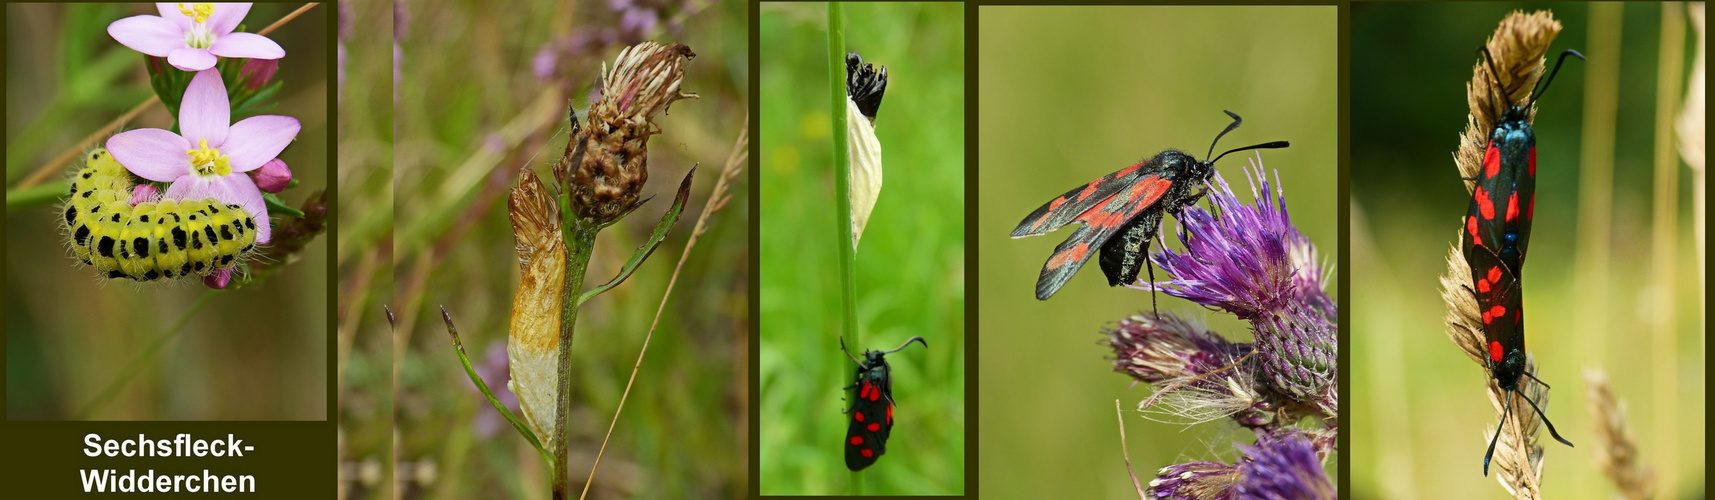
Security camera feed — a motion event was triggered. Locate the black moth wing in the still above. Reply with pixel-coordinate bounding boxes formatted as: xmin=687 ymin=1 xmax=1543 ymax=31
xmin=844 ymin=356 xmax=893 ymax=471
xmin=1009 ymin=159 xmax=1160 ymax=239
xmin=1467 ymin=244 xmax=1526 ymax=388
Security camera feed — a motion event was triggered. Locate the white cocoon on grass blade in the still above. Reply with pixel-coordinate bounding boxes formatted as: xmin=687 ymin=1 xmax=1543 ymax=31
xmin=846 ymin=96 xmax=882 ymax=250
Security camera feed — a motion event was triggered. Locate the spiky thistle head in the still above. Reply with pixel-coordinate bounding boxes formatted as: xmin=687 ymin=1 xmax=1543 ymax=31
xmin=555 ymin=41 xmax=699 ymax=224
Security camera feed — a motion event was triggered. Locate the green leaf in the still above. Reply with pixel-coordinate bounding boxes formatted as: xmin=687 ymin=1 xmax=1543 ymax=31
xmin=578 ymin=165 xmax=697 ymax=306
xmin=440 ymin=306 xmax=554 ymax=468
xmin=264 ymin=192 xmax=306 ymax=218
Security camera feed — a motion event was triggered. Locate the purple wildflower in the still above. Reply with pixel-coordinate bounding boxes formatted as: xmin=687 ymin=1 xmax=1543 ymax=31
xmin=107 ymin=3 xmax=284 ymax=72
xmin=1233 ymin=430 xmax=1335 ymax=499
xmin=1148 ymin=460 xmax=1240 ymax=500
xmin=1106 ymin=313 xmax=1280 ymax=427
xmin=1133 ymin=157 xmax=1336 ymax=410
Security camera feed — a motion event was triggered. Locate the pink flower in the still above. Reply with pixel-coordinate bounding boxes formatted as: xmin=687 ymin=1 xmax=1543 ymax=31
xmin=248 ymin=158 xmax=291 ymax=193
xmin=107 ymin=3 xmax=284 ymax=72
xmin=106 ymin=69 xmax=299 ymax=243
xmin=204 ymin=268 xmax=233 ymax=289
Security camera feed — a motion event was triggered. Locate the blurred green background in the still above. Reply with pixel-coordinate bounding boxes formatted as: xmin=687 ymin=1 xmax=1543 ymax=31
xmin=758 ymin=2 xmax=966 ymax=495
xmin=389 ymin=0 xmax=748 ymax=498
xmin=1351 ymin=3 xmax=1704 ymax=499
xmin=6 ymin=3 xmax=330 ymax=420
xmin=335 ymin=0 xmax=395 ymax=498
xmin=979 ymin=6 xmax=1337 ymax=498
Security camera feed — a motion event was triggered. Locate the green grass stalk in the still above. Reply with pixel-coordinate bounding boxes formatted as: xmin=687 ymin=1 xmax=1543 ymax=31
xmin=826 ymin=2 xmax=862 ymax=493
xmin=1649 ymin=3 xmax=1686 ymax=495
xmin=553 ymin=216 xmax=597 ymax=500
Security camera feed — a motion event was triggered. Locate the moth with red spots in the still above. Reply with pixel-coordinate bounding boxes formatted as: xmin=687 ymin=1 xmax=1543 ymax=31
xmin=1011 ymin=110 xmax=1288 ymax=311
xmin=841 ymin=336 xmax=926 ymax=471
xmin=1463 ymin=47 xmax=1581 ymax=477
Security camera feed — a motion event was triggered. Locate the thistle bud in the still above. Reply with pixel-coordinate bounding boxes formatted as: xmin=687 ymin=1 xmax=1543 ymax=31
xmin=555 ymin=41 xmax=698 ymax=224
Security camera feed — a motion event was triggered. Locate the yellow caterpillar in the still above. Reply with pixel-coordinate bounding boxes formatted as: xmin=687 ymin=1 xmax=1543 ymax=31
xmin=61 ymin=148 xmax=258 ymax=282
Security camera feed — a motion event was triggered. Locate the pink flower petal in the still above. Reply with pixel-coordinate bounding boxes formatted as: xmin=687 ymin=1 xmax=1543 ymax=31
xmin=205 ymin=3 xmax=251 ymax=35
xmin=129 ymin=184 xmax=163 ymax=206
xmin=180 ymin=70 xmax=231 ymax=146
xmin=203 ymin=268 xmax=233 ymax=289
xmin=167 ymin=47 xmax=218 ymax=71
xmin=155 ymin=3 xmax=193 ymax=31
xmin=107 ymin=15 xmax=184 ymax=57
xmin=106 ymin=130 xmax=192 ymax=182
xmin=209 ymin=32 xmax=284 ymax=60
xmin=166 ymin=173 xmax=271 ymax=243
xmin=222 ymin=115 xmax=300 ymax=172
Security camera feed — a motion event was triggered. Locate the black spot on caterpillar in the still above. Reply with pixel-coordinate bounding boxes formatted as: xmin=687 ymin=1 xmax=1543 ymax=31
xmin=62 ymin=148 xmax=259 ymax=282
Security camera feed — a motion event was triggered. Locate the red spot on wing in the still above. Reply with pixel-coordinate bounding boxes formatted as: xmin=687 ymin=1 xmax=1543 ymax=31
xmin=867 ymin=422 xmax=881 ymax=432
xmin=850 ymin=436 xmax=863 ymax=445
xmin=1528 ymin=193 xmax=1535 ymax=221
xmin=861 ymin=449 xmax=873 ymax=458
xmin=1487 ymin=267 xmax=1502 ymax=283
xmin=1468 ymin=216 xmax=1482 ymax=246
xmin=1475 ymin=186 xmax=1495 ymax=220
xmin=1489 ymin=340 xmax=1504 ymax=363
xmin=1506 ymin=192 xmax=1519 ymax=223
xmin=868 ymin=387 xmax=881 ymax=402
xmin=1047 ymin=196 xmax=1067 ymax=213
xmin=1528 ymin=147 xmax=1536 ymax=177
xmin=886 ymin=404 xmax=893 ymax=425
xmin=1046 ymin=241 xmax=1090 ymax=270
xmin=1483 ymin=143 xmax=1501 ymax=178
xmin=860 ymin=381 xmax=872 ymax=401
xmin=855 ymin=411 xmax=865 ymax=422
xmin=1477 ymin=276 xmax=1491 ymax=293
xmin=1489 ymin=305 xmax=1506 ymax=319
xmin=1483 ymin=310 xmax=1493 ymax=324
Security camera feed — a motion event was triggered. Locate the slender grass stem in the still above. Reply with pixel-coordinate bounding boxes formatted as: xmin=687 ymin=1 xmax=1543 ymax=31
xmin=826 ymin=2 xmax=863 ymax=493
xmin=76 ymin=290 xmax=218 ymax=419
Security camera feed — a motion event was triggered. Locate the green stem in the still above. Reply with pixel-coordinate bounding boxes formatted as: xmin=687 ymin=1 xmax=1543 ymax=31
xmin=77 ymin=291 xmax=218 ymax=419
xmin=827 ymin=2 xmax=863 ymax=493
xmin=553 ymin=209 xmax=598 ymax=500
xmin=6 ymin=181 xmax=69 ymax=211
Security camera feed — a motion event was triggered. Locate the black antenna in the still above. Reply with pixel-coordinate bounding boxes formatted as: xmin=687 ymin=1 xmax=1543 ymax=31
xmin=839 ymin=337 xmax=863 ymax=365
xmin=880 ymin=336 xmax=928 ymax=355
xmin=1205 ymin=110 xmax=1246 ymax=160
xmin=1481 ymin=388 xmax=1513 ymax=476
xmin=1211 ymin=141 xmax=1291 ymax=165
xmin=1527 ymin=49 xmax=1585 ymax=108
xmin=1476 ymin=47 xmax=1510 ymax=115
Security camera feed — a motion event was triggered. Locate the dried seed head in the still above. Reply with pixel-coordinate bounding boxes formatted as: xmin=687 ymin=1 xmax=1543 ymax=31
xmin=1457 ymin=11 xmax=1562 ymax=189
xmin=555 ymin=41 xmax=699 ymax=224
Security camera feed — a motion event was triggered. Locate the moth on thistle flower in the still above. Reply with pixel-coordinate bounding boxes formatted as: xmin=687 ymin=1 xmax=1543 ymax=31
xmin=845 ymin=52 xmax=887 ymax=249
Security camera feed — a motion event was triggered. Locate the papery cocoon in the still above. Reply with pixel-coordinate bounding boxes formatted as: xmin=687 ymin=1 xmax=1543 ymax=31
xmin=507 ymin=169 xmax=564 ymax=455
xmin=846 ymin=97 xmax=883 ymax=249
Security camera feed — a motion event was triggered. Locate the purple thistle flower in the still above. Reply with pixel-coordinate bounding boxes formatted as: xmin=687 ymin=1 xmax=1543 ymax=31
xmin=1105 ymin=313 xmax=1281 ymax=427
xmin=1133 ymin=157 xmax=1337 ymax=411
xmin=1233 ymin=430 xmax=1335 ymax=499
xmin=1147 ymin=460 xmax=1240 ymax=500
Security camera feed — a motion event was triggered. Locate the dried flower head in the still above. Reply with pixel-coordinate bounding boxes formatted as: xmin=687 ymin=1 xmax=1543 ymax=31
xmin=555 ymin=41 xmax=699 ymax=224
xmin=1105 ymin=312 xmax=1278 ymax=427
xmin=1456 ymin=11 xmax=1562 ymax=187
xmin=1585 ymin=368 xmax=1655 ymax=500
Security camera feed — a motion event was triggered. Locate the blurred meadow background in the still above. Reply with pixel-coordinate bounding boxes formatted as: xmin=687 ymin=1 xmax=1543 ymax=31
xmin=978 ymin=6 xmax=1338 ymax=498
xmin=5 ymin=3 xmax=330 ymax=420
xmin=388 ymin=0 xmax=748 ymax=498
xmin=1351 ymin=3 xmax=1704 ymax=499
xmin=336 ymin=0 xmax=395 ymax=498
xmin=758 ymin=2 xmax=967 ymax=495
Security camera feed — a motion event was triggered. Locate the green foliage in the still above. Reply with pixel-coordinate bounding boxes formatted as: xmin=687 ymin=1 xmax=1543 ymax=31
xmin=760 ymin=2 xmax=967 ymax=495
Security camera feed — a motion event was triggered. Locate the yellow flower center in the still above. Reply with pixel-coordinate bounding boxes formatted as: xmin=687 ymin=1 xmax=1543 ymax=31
xmin=178 ymin=3 xmax=213 ymax=24
xmin=187 ymin=138 xmax=231 ymax=177
xmin=178 ymin=4 xmax=217 ymax=48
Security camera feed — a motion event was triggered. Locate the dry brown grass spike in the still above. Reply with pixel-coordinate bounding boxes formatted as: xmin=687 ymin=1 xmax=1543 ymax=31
xmin=1457 ymin=11 xmax=1563 ymax=189
xmin=1584 ymin=368 xmax=1655 ymax=500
